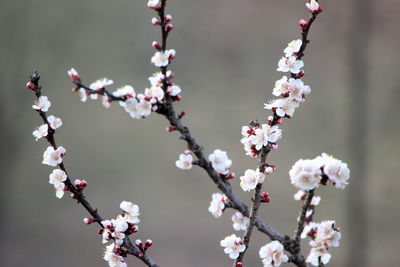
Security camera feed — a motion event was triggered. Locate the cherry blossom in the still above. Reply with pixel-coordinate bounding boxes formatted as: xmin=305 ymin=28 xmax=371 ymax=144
xmin=264 ymin=98 xmax=299 ymax=118
xmin=104 ymin=243 xmax=127 ymax=267
xmin=147 ymin=0 xmax=162 ymax=9
xmin=208 ymin=193 xmax=227 ymax=218
xmin=49 ymin=169 xmax=67 ymax=198
xmin=272 ymin=76 xmax=290 ymax=97
xmin=32 ymin=124 xmax=48 ymax=141
xmin=240 ymin=169 xmax=265 ymax=191
xmin=67 ymin=68 xmax=79 ymax=80
xmin=277 ymin=56 xmax=304 ymax=74
xmin=231 ymin=212 xmax=249 ymax=231
xmin=220 ymin=234 xmax=246 ymax=260
xmin=306 ymin=0 xmax=323 ymax=14
xmin=124 ymin=98 xmax=152 ymax=119
xmin=284 ymin=39 xmax=302 ymax=57
xmin=120 ymin=201 xmax=140 ymax=224
xmin=175 ymin=150 xmax=194 ymax=170
xmin=151 ymin=49 xmax=176 ymax=67
xmin=89 ymin=78 xmax=114 ymax=100
xmin=32 ymin=96 xmax=51 ymax=112
xmin=47 ymin=115 xmax=63 ymax=130
xmin=208 ymin=149 xmax=232 ymax=175
xmin=250 ymin=124 xmax=282 ymax=150
xmin=287 ymin=78 xmax=311 ymax=102
xmin=259 ymin=240 xmax=289 ymax=266
xmin=42 ymin=146 xmax=66 ymax=167
xmin=289 ymin=159 xmax=322 ymax=190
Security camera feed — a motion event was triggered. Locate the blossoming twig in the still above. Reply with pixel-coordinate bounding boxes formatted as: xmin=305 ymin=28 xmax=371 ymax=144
xmin=28 ymin=71 xmax=159 ymax=267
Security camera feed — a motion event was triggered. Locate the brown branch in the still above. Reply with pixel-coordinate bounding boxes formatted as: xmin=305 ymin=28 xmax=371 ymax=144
xmin=294 ymin=190 xmax=315 ymax=246
xmin=28 ymin=71 xmax=159 ymax=267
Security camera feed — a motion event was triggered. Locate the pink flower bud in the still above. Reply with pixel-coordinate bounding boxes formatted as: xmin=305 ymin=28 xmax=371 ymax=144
xmin=166 ymin=126 xmax=176 ymax=132
xmin=135 ymin=239 xmax=143 ymax=249
xmin=71 ymin=87 xmax=79 ymax=92
xmin=226 ymin=173 xmax=235 ymax=180
xmin=98 ymin=229 xmax=104 ymax=235
xmin=261 ymin=192 xmax=271 ymax=203
xmin=26 ymin=82 xmax=35 ymax=90
xmin=299 ymin=19 xmax=308 ymax=29
xmin=83 ymin=217 xmax=94 ymax=225
xmin=271 ymin=143 xmax=279 ymax=150
xmin=277 ymin=118 xmax=283 ymax=124
xmin=165 ymin=14 xmax=172 ymax=23
xmin=145 ymin=239 xmax=153 ymax=248
xmin=152 ymin=41 xmax=161 ymax=50
xmin=267 ymin=116 xmax=274 ymax=124
xmin=138 ymin=252 xmax=144 ymax=257
xmin=166 ymin=24 xmax=174 ymax=32
xmin=236 ymin=262 xmax=243 ymax=267
xmin=70 ymin=193 xmax=78 ymax=199
xmin=152 ymin=17 xmax=160 ymax=25
xmin=297 ymin=70 xmax=305 ymax=78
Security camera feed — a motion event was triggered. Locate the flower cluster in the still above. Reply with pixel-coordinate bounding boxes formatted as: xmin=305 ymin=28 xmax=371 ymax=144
xmin=302 ymin=220 xmax=341 ymax=266
xmin=240 ymin=124 xmax=282 ymax=157
xmin=289 ymin=153 xmax=350 ymax=190
xmin=259 ymin=240 xmax=289 ymax=267
xmin=220 ymin=234 xmax=246 ymax=260
xmin=101 ymin=201 xmax=141 ymax=267
xmin=208 ymin=193 xmax=227 ymax=218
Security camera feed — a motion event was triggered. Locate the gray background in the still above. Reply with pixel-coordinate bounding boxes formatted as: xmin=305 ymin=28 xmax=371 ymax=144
xmin=1 ymin=0 xmax=399 ymax=266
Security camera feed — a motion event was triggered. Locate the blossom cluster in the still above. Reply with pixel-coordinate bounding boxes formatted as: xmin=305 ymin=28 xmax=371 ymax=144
xmin=220 ymin=234 xmax=246 ymax=260
xmin=302 ymin=220 xmax=341 ymax=266
xmin=101 ymin=201 xmax=141 ymax=267
xmin=240 ymin=124 xmax=282 ymax=157
xmin=289 ymin=153 xmax=350 ymax=191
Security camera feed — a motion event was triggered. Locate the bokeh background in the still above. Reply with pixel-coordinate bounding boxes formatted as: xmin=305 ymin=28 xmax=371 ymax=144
xmin=1 ymin=0 xmax=399 ymax=266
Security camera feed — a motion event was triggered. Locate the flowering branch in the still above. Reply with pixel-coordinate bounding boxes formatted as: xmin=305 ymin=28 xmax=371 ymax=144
xmin=27 ymin=72 xmax=159 ymax=267
xmin=26 ymin=0 xmax=352 ymax=266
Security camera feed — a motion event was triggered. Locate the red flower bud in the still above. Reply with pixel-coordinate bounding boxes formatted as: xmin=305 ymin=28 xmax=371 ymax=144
xmin=26 ymin=82 xmax=35 ymax=90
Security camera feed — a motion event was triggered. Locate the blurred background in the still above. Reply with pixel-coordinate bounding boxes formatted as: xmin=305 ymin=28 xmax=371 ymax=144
xmin=1 ymin=0 xmax=399 ymax=266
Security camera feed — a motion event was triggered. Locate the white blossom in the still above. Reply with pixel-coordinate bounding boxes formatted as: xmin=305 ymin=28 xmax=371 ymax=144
xmin=208 ymin=193 xmax=226 ymax=218
xmin=147 ymin=0 xmax=162 ymax=9
xmin=250 ymin=124 xmax=282 ymax=150
xmin=289 ymin=159 xmax=322 ymax=190
xmin=32 ymin=124 xmax=48 ymax=141
xmin=208 ymin=149 xmax=232 ymax=175
xmin=113 ymin=85 xmax=136 ymax=98
xmin=284 ymin=39 xmax=302 ymax=57
xmin=240 ymin=169 xmax=265 ymax=191
xmin=312 ymin=220 xmax=341 ymax=248
xmin=264 ymin=98 xmax=299 ymax=117
xmin=323 ymin=157 xmax=350 ymax=189
xmin=120 ymin=201 xmax=140 ymax=224
xmin=32 ymin=96 xmax=51 ymax=112
xmin=175 ymin=151 xmax=193 ymax=170
xmin=272 ymin=76 xmax=290 ymax=97
xmin=151 ymin=50 xmax=176 ymax=67
xmin=277 ymin=56 xmax=304 ymax=74
xmin=294 ymin=190 xmax=307 ymax=201
xmin=89 ymin=78 xmax=114 ymax=99
xmin=145 ymin=86 xmax=164 ymax=101
xmin=168 ymin=84 xmax=181 ymax=96
xmin=306 ymin=246 xmax=331 ymax=266
xmin=287 ymin=78 xmax=311 ymax=102
xmin=47 ymin=115 xmax=63 ymax=130
xmin=78 ymin=88 xmax=88 ymax=102
xmin=301 ymin=222 xmax=319 ymax=239
xmin=306 ymin=0 xmax=321 ymax=13
xmin=42 ymin=146 xmax=66 ymax=167
xmin=231 ymin=212 xmax=249 ymax=231
xmin=148 ymin=72 xmax=165 ymax=87
xmin=220 ymin=234 xmax=246 ymax=260
xmin=104 ymin=243 xmax=127 ymax=267
xmin=259 ymin=240 xmax=289 ymax=266
xmin=124 ymin=98 xmax=152 ymax=119
xmin=311 ymin=195 xmax=321 ymax=206
xmin=49 ymin=169 xmax=67 ymax=199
